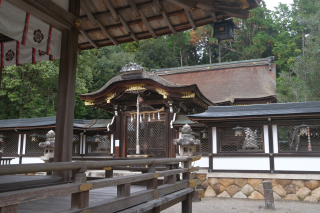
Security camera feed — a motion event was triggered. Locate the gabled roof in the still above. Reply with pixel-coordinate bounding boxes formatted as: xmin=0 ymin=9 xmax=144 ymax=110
xmin=0 ymin=116 xmax=112 ymax=130
xmin=153 ymin=58 xmax=277 ymax=104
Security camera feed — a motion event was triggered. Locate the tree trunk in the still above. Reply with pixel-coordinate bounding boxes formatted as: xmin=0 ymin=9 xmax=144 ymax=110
xmin=209 ymin=43 xmax=212 ymax=64
xmin=219 ymin=41 xmax=221 ymax=63
xmin=302 ymin=29 xmax=305 ymax=56
xmin=0 ymin=67 xmax=2 ymax=91
xmin=180 ymin=48 xmax=183 ymax=66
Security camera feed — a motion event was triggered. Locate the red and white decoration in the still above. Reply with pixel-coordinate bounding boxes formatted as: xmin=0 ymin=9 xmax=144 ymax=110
xmin=0 ymin=0 xmax=61 ymax=68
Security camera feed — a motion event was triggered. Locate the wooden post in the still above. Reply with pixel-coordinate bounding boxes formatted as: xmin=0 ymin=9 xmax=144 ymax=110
xmin=54 ymin=0 xmax=80 ymax=181
xmin=0 ymin=66 xmax=2 ymax=91
xmin=0 ymin=205 xmax=18 ymax=213
xmin=182 ymin=193 xmax=192 ymax=213
xmin=117 ymin=183 xmax=130 ymax=197
xmin=71 ymin=166 xmax=89 ymax=209
xmin=104 ymin=167 xmax=113 ymax=178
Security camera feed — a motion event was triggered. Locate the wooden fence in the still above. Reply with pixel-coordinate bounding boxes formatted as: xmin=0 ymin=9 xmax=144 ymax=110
xmin=0 ymin=155 xmax=203 ymax=213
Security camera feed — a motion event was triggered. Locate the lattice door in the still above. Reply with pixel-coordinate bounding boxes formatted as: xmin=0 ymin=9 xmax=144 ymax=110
xmin=126 ymin=114 xmax=166 ymax=157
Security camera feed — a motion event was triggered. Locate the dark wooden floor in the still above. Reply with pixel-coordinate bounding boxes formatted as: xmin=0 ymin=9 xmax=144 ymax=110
xmin=0 ymin=175 xmax=62 ymax=192
xmin=17 ymin=185 xmax=146 ymax=213
xmin=0 ymin=175 xmax=146 ymax=213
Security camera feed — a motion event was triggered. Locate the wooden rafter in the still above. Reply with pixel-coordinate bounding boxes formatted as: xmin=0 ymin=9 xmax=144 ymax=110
xmin=80 ymin=0 xmax=118 ymax=46
xmin=184 ymin=9 xmax=196 ymax=30
xmin=79 ymin=26 xmax=99 ymax=49
xmin=97 ymin=20 xmax=119 ymax=45
xmin=128 ymin=0 xmax=157 ymax=39
xmin=102 ymin=0 xmax=120 ymax=21
xmin=119 ymin=14 xmax=139 ymax=42
xmin=165 ymin=0 xmax=197 ymax=11
xmin=211 ymin=12 xmax=217 ymax=22
xmin=103 ymin=0 xmax=139 ymax=42
xmin=161 ymin=9 xmax=177 ymax=35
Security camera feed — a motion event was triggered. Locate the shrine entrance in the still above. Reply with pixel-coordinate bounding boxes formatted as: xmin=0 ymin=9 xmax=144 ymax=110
xmin=126 ymin=109 xmax=167 ymax=158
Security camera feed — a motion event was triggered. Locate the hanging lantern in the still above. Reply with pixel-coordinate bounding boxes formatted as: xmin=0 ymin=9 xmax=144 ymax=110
xmin=93 ymin=133 xmax=101 ymax=143
xmin=0 ymin=133 xmax=5 ymax=143
xmin=201 ymin=128 xmax=208 ymax=139
xmin=233 ymin=125 xmax=244 ymax=136
xmin=211 ymin=19 xmax=238 ymax=42
xmin=30 ymin=132 xmax=39 ymax=142
xmin=73 ymin=135 xmax=78 ymax=143
xmin=297 ymin=122 xmax=309 ymax=135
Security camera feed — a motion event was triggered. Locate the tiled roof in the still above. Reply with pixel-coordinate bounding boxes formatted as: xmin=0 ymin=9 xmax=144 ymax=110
xmin=189 ymin=102 xmax=320 ymax=119
xmin=0 ymin=116 xmax=112 ymax=129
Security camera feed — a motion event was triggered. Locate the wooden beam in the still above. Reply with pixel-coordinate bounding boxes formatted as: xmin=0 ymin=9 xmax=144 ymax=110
xmin=102 ymin=0 xmax=120 ymax=21
xmin=80 ymin=0 xmax=118 ymax=45
xmin=184 ymin=9 xmax=196 ymax=30
xmin=119 ymin=14 xmax=139 ymax=42
xmin=211 ymin=12 xmax=217 ymax=22
xmin=97 ymin=20 xmax=119 ymax=45
xmin=7 ymin=0 xmax=76 ymax=30
xmin=165 ymin=0 xmax=197 ymax=10
xmin=80 ymin=0 xmax=98 ymax=26
xmin=79 ymin=27 xmax=99 ymax=49
xmin=128 ymin=0 xmax=157 ymax=39
xmin=161 ymin=9 xmax=177 ymax=35
xmin=54 ymin=0 xmax=80 ymax=182
xmin=128 ymin=0 xmax=141 ymax=17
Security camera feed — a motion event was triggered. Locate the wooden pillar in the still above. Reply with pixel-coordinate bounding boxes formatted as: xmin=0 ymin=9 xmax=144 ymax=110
xmin=0 ymin=67 xmax=2 ymax=91
xmin=71 ymin=166 xmax=89 ymax=209
xmin=0 ymin=205 xmax=18 ymax=213
xmin=54 ymin=0 xmax=80 ymax=181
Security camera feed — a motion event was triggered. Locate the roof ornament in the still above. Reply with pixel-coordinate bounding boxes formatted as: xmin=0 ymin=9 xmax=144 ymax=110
xmin=120 ymin=62 xmax=144 ymax=72
xmin=267 ymin=56 xmax=275 ymax=71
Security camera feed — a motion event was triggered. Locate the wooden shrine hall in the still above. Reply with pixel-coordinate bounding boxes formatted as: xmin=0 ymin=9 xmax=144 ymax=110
xmin=0 ymin=0 xmax=262 ymax=212
xmin=80 ymin=58 xmax=276 ymax=159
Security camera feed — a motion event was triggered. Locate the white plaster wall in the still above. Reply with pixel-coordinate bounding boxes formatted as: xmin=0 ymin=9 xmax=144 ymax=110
xmin=263 ymin=125 xmax=269 ymax=153
xmin=10 ymin=157 xmax=20 ymax=165
xmin=212 ymin=157 xmax=270 ymax=170
xmin=21 ymin=157 xmax=44 ymax=164
xmin=275 ymin=157 xmax=320 ymax=171
xmin=193 ymin=156 xmax=209 ymax=168
xmin=212 ymin=127 xmax=217 ymax=153
xmin=111 ymin=134 xmax=114 ymax=154
xmin=273 ymin=125 xmax=279 ymax=153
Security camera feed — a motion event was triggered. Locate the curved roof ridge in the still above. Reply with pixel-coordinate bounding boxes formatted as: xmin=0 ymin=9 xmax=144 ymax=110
xmin=81 ymin=71 xmax=191 ymax=97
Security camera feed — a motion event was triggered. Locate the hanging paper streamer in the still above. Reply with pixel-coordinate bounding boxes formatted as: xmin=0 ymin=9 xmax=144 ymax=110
xmin=148 ymin=114 xmax=151 ymax=122
xmin=140 ymin=114 xmax=142 ymax=123
xmin=130 ymin=114 xmax=133 ymax=122
xmin=158 ymin=112 xmax=160 ymax=120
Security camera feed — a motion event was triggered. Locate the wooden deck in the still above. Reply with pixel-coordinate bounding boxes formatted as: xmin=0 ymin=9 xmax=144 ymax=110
xmin=0 ymin=175 xmax=63 ymax=192
xmin=17 ymin=185 xmax=146 ymax=213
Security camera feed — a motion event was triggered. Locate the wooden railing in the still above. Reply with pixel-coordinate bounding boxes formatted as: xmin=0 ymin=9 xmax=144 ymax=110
xmin=0 ymin=155 xmax=203 ymax=213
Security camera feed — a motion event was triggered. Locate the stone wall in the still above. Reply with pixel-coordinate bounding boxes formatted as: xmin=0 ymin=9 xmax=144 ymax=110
xmin=196 ymin=174 xmax=320 ymax=202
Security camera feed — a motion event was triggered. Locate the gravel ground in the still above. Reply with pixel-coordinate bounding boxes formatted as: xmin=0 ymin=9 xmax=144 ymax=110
xmin=162 ymin=198 xmax=320 ymax=213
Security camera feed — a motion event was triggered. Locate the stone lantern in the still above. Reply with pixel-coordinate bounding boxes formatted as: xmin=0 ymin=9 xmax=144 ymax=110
xmin=174 ymin=124 xmax=200 ymax=157
xmin=39 ymin=130 xmax=55 ymax=163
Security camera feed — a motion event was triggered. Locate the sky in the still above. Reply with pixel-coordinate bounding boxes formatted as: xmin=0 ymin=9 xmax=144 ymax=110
xmin=266 ymin=0 xmax=294 ymax=10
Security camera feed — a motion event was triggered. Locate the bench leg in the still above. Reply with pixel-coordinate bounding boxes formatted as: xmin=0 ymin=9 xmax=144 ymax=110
xmin=0 ymin=204 xmax=18 ymax=213
xmin=182 ymin=193 xmax=192 ymax=213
